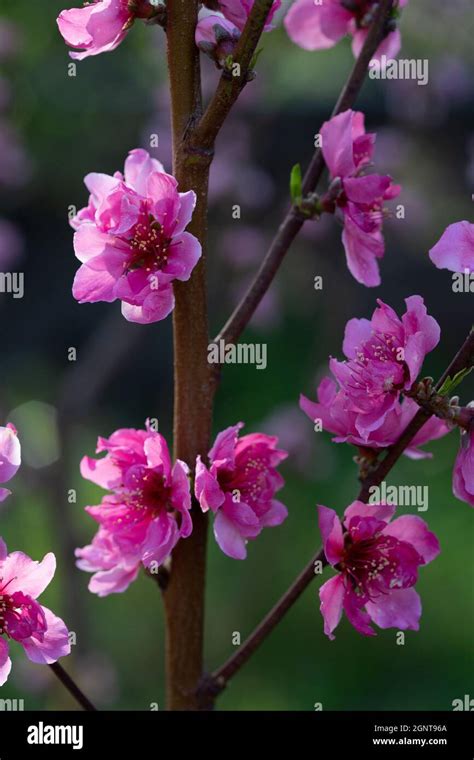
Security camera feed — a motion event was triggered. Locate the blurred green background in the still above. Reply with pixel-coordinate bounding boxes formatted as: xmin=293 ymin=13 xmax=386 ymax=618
xmin=0 ymin=0 xmax=472 ymax=710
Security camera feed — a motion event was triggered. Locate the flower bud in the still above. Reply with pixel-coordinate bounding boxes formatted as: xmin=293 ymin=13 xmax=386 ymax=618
xmin=195 ymin=12 xmax=240 ymax=68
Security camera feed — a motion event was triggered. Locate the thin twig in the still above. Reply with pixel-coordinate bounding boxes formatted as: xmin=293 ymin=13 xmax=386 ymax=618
xmin=187 ymin=0 xmax=276 ymax=155
xmin=200 ymin=328 xmax=474 ymax=700
xmin=49 ymin=661 xmax=97 ymax=711
xmin=215 ymin=0 xmax=395 ymax=346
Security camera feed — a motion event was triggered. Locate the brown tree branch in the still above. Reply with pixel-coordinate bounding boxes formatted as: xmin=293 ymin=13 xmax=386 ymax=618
xmin=162 ymin=0 xmax=215 ymax=711
xmin=215 ymin=0 xmax=395 ymax=346
xmin=187 ymin=0 xmax=276 ymax=156
xmin=200 ymin=327 xmax=474 ymax=700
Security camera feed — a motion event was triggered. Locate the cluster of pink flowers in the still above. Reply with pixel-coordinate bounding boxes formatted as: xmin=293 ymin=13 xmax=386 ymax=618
xmin=318 ymin=501 xmax=439 ymax=638
xmin=77 ymin=421 xmax=288 ymax=593
xmin=54 ymin=0 xmax=471 ymax=655
xmin=301 ymin=296 xmax=443 ymax=445
xmin=57 ymin=0 xmax=280 ymax=63
xmin=285 ymin=0 xmax=408 ymax=62
xmin=71 ymin=149 xmax=201 ymax=324
xmin=319 ymin=109 xmax=400 ymax=287
xmin=0 ymin=427 xmax=70 ymax=684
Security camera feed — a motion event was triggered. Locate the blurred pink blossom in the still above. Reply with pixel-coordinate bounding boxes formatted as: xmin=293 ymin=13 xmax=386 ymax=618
xmin=216 ymin=0 xmax=281 ymax=31
xmin=429 ymin=220 xmax=474 ymax=273
xmin=285 ymin=0 xmax=408 ymax=62
xmin=0 ymin=423 xmax=21 ymax=502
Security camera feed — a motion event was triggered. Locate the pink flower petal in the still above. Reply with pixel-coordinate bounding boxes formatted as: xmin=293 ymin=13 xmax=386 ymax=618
xmin=195 ymin=456 xmax=225 ymax=513
xmin=164 ymin=232 xmax=202 ymax=281
xmin=343 ymin=500 xmax=396 ymax=526
xmin=120 ymin=286 xmax=175 ymax=324
xmin=72 ymin=262 xmax=118 ymax=303
xmin=317 ymin=505 xmax=343 ymax=565
xmin=0 ymin=638 xmax=12 ymax=686
xmin=80 ymin=454 xmax=122 ymax=489
xmin=366 ymin=587 xmax=421 ymax=631
xmin=0 ymin=425 xmax=21 ymax=484
xmin=383 ymin=515 xmax=440 ymax=564
xmin=341 ymin=215 xmax=383 ymax=287
xmin=21 ymin=607 xmax=71 ymax=664
xmin=284 ymin=0 xmax=349 ymax=51
xmin=1 ymin=552 xmax=56 ymax=599
xmin=429 ymin=221 xmax=474 ymax=273
xmin=319 ymin=574 xmax=345 ymax=640
xmin=124 ymin=149 xmax=165 ymax=195
xmin=213 ymin=509 xmax=247 ymax=559
xmin=321 ymin=109 xmax=358 ymax=178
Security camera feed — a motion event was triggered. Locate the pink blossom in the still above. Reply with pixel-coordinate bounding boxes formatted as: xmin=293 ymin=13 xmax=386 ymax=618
xmin=301 ymin=380 xmax=450 ymax=458
xmin=71 ymin=149 xmax=201 ymax=324
xmin=320 ymin=109 xmax=400 ymax=286
xmin=453 ymin=424 xmax=474 ymax=507
xmin=0 ymin=423 xmax=21 ymax=502
xmin=57 ymin=0 xmax=158 ymax=61
xmin=284 ymin=0 xmax=408 ymax=62
xmin=304 ymin=296 xmax=439 ymax=441
xmin=318 ymin=501 xmax=440 ymax=639
xmin=429 ymin=221 xmax=474 ymax=273
xmin=76 ymin=422 xmax=192 ymax=595
xmin=195 ymin=423 xmax=288 ymax=559
xmin=0 ymin=540 xmax=70 ymax=685
xmin=195 ymin=11 xmax=240 ymax=68
xmin=217 ymin=0 xmax=281 ymax=32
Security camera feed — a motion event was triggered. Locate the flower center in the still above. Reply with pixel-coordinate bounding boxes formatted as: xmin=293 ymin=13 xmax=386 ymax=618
xmin=345 ymin=332 xmax=407 ymax=401
xmin=122 ymin=467 xmax=173 ymax=517
xmin=126 ymin=213 xmax=170 ymax=274
xmin=218 ymin=457 xmax=268 ymax=505
xmin=340 ymin=532 xmax=415 ymax=600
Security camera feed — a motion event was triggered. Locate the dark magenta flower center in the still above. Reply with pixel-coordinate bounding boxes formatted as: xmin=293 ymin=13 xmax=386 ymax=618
xmin=218 ymin=456 xmax=269 ymax=506
xmin=344 ymin=332 xmax=408 ymax=410
xmin=123 ymin=466 xmax=173 ymax=516
xmin=340 ymin=532 xmax=420 ymax=601
xmin=127 ymin=212 xmax=170 ymax=273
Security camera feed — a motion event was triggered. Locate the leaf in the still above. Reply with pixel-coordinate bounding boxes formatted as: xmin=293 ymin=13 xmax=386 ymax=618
xmin=438 ymin=366 xmax=473 ymax=396
xmin=250 ymin=47 xmax=264 ymax=70
xmin=290 ymin=163 xmax=302 ymax=205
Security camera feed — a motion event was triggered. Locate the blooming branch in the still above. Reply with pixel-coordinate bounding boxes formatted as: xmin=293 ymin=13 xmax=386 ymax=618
xmin=199 ymin=327 xmax=474 ymax=701
xmin=186 ymin=0 xmax=277 ymax=159
xmin=215 ymin=0 xmax=395 ymax=347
